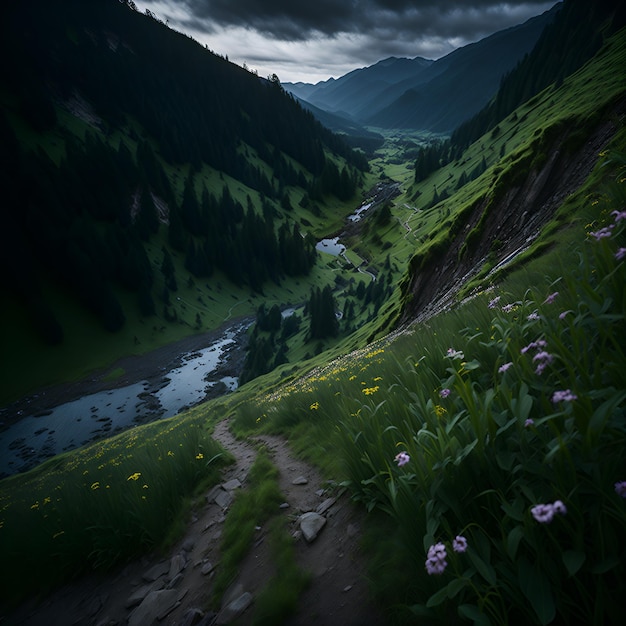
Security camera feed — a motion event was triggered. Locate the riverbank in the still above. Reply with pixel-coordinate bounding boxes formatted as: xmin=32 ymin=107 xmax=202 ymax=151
xmin=0 ymin=316 xmax=252 ymax=477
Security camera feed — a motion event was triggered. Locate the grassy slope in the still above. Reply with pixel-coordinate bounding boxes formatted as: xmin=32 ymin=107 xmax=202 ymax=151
xmin=1 ymin=23 xmax=625 ymax=620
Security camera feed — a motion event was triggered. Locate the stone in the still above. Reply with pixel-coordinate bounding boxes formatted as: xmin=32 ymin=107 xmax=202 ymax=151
xmin=315 ymin=497 xmax=337 ymax=516
xmin=125 ymin=579 xmax=165 ymax=609
xmin=216 ymin=592 xmax=253 ymax=624
xmin=214 ymin=489 xmax=233 ymax=509
xmin=279 ymin=502 xmax=290 ymax=509
xmin=168 ymin=553 xmax=187 ymax=580
xmin=299 ymin=512 xmax=326 ymax=542
xmin=182 ymin=538 xmax=195 ymax=552
xmin=201 ymin=561 xmax=214 ymax=576
xmin=180 ymin=608 xmax=205 ymax=626
xmin=222 ymin=478 xmax=242 ymax=491
xmin=167 ymin=573 xmax=184 ymax=589
xmin=292 ymin=475 xmax=308 ymax=485
xmin=142 ymin=560 xmax=169 ymax=582
xmin=127 ymin=589 xmax=179 ymax=626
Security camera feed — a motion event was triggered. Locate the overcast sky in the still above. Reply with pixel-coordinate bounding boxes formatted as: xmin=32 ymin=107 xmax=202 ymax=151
xmin=132 ymin=0 xmax=558 ymax=84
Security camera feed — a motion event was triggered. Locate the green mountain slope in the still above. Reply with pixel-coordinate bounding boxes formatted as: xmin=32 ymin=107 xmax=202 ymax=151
xmin=0 ymin=0 xmax=371 ymax=399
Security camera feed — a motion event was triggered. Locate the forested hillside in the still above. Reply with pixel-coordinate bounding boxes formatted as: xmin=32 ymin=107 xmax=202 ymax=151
xmin=0 ymin=0 xmax=367 ymax=346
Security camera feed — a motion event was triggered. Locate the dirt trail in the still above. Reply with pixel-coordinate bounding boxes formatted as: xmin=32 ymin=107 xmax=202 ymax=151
xmin=6 ymin=420 xmax=387 ymax=626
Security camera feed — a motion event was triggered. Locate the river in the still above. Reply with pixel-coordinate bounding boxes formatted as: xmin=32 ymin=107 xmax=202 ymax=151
xmin=0 ymin=320 xmax=250 ymax=478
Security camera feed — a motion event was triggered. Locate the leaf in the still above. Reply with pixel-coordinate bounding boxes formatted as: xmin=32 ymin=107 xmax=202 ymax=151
xmin=426 ymin=584 xmax=451 ymax=608
xmin=501 ymin=498 xmax=525 ymax=522
xmin=467 ymin=548 xmax=497 ymax=586
xmin=409 ymin=603 xmax=435 ymax=618
xmin=518 ymin=557 xmax=556 ymax=625
xmin=591 ymin=555 xmax=620 ymax=574
xmin=447 ymin=577 xmax=468 ymax=599
xmin=458 ymin=603 xmax=492 ymax=625
xmin=496 ymin=450 xmax=514 ymax=471
xmin=506 ymin=525 xmax=525 ymax=560
xmin=562 ymin=550 xmax=586 ymax=577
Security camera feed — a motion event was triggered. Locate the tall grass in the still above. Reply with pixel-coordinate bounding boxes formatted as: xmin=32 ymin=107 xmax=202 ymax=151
xmin=235 ymin=154 xmax=626 ymax=624
xmin=0 ymin=412 xmax=230 ymax=609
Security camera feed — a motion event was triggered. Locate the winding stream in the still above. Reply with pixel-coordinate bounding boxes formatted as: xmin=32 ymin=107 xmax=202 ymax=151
xmin=0 ymin=322 xmax=249 ymax=477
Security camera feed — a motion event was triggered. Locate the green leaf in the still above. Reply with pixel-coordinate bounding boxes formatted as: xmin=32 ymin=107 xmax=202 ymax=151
xmin=468 ymin=548 xmax=497 ymax=586
xmin=409 ymin=603 xmax=434 ymax=617
xmin=496 ymin=450 xmax=514 ymax=471
xmin=518 ymin=557 xmax=556 ymax=625
xmin=447 ymin=577 xmax=468 ymax=599
xmin=591 ymin=555 xmax=620 ymax=574
xmin=426 ymin=584 xmax=451 ymax=608
xmin=501 ymin=498 xmax=525 ymax=522
xmin=562 ymin=550 xmax=586 ymax=577
xmin=458 ymin=603 xmax=492 ymax=625
xmin=506 ymin=525 xmax=525 ymax=560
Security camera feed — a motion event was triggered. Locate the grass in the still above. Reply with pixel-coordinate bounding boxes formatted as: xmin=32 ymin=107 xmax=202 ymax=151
xmin=229 ymin=153 xmax=626 ymax=624
xmin=0 ymin=409 xmax=231 ymax=609
xmin=210 ymin=446 xmax=310 ymax=622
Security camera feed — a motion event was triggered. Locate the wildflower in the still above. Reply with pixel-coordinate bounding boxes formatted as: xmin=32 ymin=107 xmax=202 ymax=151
xmin=498 ymin=362 xmax=513 ymax=373
xmin=531 ymin=503 xmax=555 ymax=523
xmin=362 ymin=386 xmax=380 ymax=395
xmin=447 ymin=348 xmax=464 ymax=359
xmin=615 ymin=481 xmax=626 ymax=497
xmin=589 ymin=226 xmax=614 ymax=240
xmin=167 ymin=450 xmax=175 ymax=457
xmin=310 ymin=401 xmax=320 ymax=410
xmin=616 ymin=247 xmax=626 ymax=261
xmin=531 ymin=500 xmax=567 ymax=523
xmin=551 ymin=389 xmax=578 ymax=403
xmin=452 ymin=535 xmax=468 ymax=553
xmin=488 ymin=296 xmax=501 ymax=309
xmin=544 ymin=291 xmax=559 ymax=304
xmin=439 ymin=388 xmax=451 ymax=398
xmin=611 ymin=210 xmax=626 ymax=222
xmin=533 ymin=351 xmax=554 ymax=375
xmin=90 ymin=482 xmax=100 ymax=490
xmin=527 ymin=311 xmax=540 ymax=321
xmin=425 ymin=542 xmax=448 ymax=575
xmin=195 ymin=453 xmax=204 ymax=460
xmin=524 ymin=418 xmax=534 ymax=427
xmin=435 ymin=405 xmax=447 ymax=417
xmin=394 ymin=452 xmax=410 ymax=467
xmin=559 ymin=310 xmax=572 ymax=320
xmin=127 ymin=472 xmax=142 ymax=481
xmin=502 ymin=303 xmax=515 ymax=313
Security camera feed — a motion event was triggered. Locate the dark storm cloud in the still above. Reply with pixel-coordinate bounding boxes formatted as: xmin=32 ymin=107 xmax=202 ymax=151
xmin=171 ymin=0 xmax=557 ymax=41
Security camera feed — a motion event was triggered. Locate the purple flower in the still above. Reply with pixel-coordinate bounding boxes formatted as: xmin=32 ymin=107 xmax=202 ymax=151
xmin=440 ymin=388 xmax=451 ymax=399
xmin=544 ymin=291 xmax=559 ymax=304
xmin=559 ymin=310 xmax=572 ymax=320
xmin=446 ymin=348 xmax=464 ymax=359
xmin=551 ymin=389 xmax=578 ymax=403
xmin=531 ymin=500 xmax=567 ymax=523
xmin=524 ymin=418 xmax=534 ymax=428
xmin=502 ymin=303 xmax=515 ymax=313
xmin=425 ymin=542 xmax=448 ymax=575
xmin=394 ymin=452 xmax=410 ymax=467
xmin=533 ymin=351 xmax=554 ymax=375
xmin=616 ymin=247 xmax=626 ymax=261
xmin=531 ymin=503 xmax=555 ymax=523
xmin=498 ymin=362 xmax=513 ymax=373
xmin=589 ymin=226 xmax=614 ymax=240
xmin=615 ymin=481 xmax=626 ymax=497
xmin=527 ymin=311 xmax=540 ymax=321
xmin=521 ymin=339 xmax=547 ymax=354
xmin=488 ymin=296 xmax=501 ymax=309
xmin=452 ymin=535 xmax=468 ymax=553
xmin=612 ymin=210 xmax=626 ymax=222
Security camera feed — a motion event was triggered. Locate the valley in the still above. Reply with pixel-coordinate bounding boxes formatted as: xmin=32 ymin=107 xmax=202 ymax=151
xmin=1 ymin=1 xmax=626 ymax=624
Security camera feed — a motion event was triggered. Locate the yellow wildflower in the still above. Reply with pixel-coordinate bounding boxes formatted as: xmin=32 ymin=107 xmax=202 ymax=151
xmin=362 ymin=386 xmax=380 ymax=395
xmin=90 ymin=482 xmax=100 ymax=490
xmin=196 ymin=453 xmax=204 ymax=460
xmin=127 ymin=472 xmax=142 ymax=481
xmin=310 ymin=401 xmax=320 ymax=410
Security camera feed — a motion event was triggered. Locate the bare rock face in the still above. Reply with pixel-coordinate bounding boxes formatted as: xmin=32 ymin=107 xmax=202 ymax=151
xmin=127 ymin=589 xmax=182 ymax=626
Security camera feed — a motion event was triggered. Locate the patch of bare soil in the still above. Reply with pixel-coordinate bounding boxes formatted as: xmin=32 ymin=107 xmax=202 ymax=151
xmin=4 ymin=420 xmax=387 ymax=626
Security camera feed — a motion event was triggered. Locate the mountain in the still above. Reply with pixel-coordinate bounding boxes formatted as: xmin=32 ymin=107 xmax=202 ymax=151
xmin=0 ymin=0 xmax=367 ymax=349
xmin=285 ymin=4 xmax=560 ymax=132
